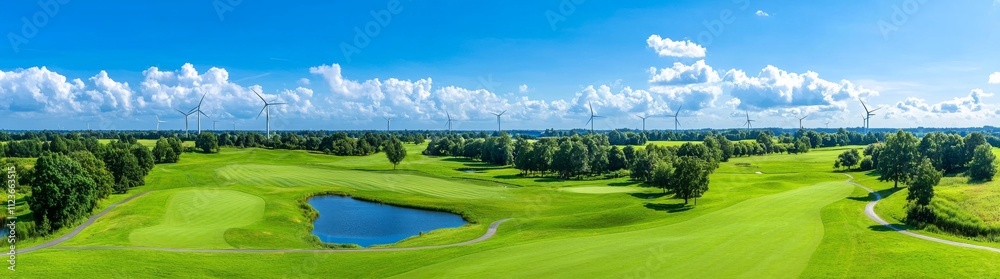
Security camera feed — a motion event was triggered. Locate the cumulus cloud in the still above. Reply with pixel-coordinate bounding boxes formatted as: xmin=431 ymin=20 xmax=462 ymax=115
xmin=894 ymin=89 xmax=993 ymax=114
xmin=519 ymin=84 xmax=529 ymax=93
xmin=723 ymin=65 xmax=878 ymax=110
xmin=990 ymin=72 xmax=1000 ymax=84
xmin=646 ymin=35 xmax=706 ymax=58
xmin=0 ymin=67 xmax=135 ymax=115
xmin=755 ymin=10 xmax=769 ymax=17
xmin=648 ymin=60 xmax=721 ymax=86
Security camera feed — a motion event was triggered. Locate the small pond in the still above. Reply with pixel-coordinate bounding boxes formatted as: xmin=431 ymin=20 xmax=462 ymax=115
xmin=308 ymin=196 xmax=467 ymax=247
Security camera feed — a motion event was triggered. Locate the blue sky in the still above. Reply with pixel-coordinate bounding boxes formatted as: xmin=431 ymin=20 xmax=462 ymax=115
xmin=1 ymin=0 xmax=999 ymax=131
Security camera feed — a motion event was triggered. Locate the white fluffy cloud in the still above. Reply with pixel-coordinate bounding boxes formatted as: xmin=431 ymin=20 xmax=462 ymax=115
xmin=894 ymin=89 xmax=993 ymax=114
xmin=648 ymin=60 xmax=721 ymax=86
xmin=646 ymin=35 xmax=706 ymax=58
xmin=519 ymin=84 xmax=529 ymax=93
xmin=0 ymin=67 xmax=135 ymax=115
xmin=723 ymin=65 xmax=878 ymax=110
xmin=990 ymin=72 xmax=1000 ymax=84
xmin=755 ymin=10 xmax=769 ymax=17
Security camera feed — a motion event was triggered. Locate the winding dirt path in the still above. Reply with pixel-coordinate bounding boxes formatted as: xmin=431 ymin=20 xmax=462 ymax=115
xmin=843 ymin=173 xmax=1000 ymax=253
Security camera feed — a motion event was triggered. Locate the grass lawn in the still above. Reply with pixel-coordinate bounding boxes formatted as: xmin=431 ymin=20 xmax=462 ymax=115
xmin=14 ymin=143 xmax=1000 ymax=277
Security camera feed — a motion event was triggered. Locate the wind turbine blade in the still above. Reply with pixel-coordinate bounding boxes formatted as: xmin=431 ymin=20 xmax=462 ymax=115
xmin=252 ymin=88 xmax=267 ymax=103
xmin=256 ymin=106 xmax=267 ymax=119
xmin=200 ymin=110 xmax=210 ymax=118
xmin=675 ymin=105 xmax=682 ymax=117
xmin=585 ymin=117 xmax=593 ymax=126
xmin=500 ymin=110 xmax=507 ymax=116
xmin=859 ymin=98 xmax=870 ymax=112
xmin=198 ymin=92 xmax=208 ymax=106
xmin=270 ymin=102 xmax=287 ymax=105
xmin=589 ymin=102 xmax=595 ymax=115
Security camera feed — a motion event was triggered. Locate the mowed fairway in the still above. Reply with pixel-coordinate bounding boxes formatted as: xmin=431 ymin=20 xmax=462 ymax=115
xmin=15 ymin=144 xmax=1000 ymax=278
xmin=399 ymin=182 xmax=854 ymax=278
xmin=129 ymin=190 xmax=265 ymax=248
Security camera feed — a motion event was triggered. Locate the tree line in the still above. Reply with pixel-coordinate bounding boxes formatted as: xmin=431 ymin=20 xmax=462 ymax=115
xmin=1 ymin=133 xmax=180 ymax=237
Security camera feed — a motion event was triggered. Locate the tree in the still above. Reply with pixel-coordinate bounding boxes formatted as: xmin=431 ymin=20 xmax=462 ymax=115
xmin=196 ymin=132 xmax=220 ymax=153
xmin=859 ymin=156 xmax=875 ymax=171
xmin=669 ymin=156 xmax=712 ymax=205
xmin=877 ymin=130 xmax=919 ymax=188
xmin=716 ymin=135 xmax=734 ymax=162
xmin=629 ymin=150 xmax=656 ymax=182
xmin=167 ymin=136 xmax=184 ymax=158
xmin=384 ymin=137 xmax=407 ymax=170
xmin=793 ymin=136 xmax=811 ymax=154
xmin=651 ymin=160 xmax=674 ymax=193
xmin=608 ymin=146 xmax=627 ymax=171
xmin=835 ymin=149 xmax=861 ymax=170
xmin=152 ymin=137 xmax=171 ymax=163
xmin=68 ymin=151 xmax=114 ymax=199
xmin=964 ymin=133 xmax=988 ymax=164
xmin=906 ymin=158 xmax=940 ymax=226
xmin=132 ymin=145 xmax=155 ymax=176
xmin=968 ymin=144 xmax=997 ymax=181
xmin=513 ymin=138 xmax=534 ymax=175
xmin=103 ymin=148 xmax=144 ymax=193
xmin=28 ymin=153 xmax=98 ymax=234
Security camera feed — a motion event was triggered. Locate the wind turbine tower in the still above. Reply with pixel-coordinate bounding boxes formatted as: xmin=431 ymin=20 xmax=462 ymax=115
xmin=584 ymin=102 xmax=604 ymax=133
xmin=743 ymin=111 xmax=756 ymax=132
xmin=175 ymin=108 xmax=195 ymax=137
xmin=492 ymin=110 xmax=507 ymax=133
xmin=253 ymin=89 xmax=287 ymax=138
xmin=155 ymin=115 xmax=166 ymax=131
xmin=636 ymin=114 xmax=649 ymax=132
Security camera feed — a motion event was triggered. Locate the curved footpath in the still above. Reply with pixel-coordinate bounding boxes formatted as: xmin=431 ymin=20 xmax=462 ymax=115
xmin=21 ymin=191 xmax=150 ymax=254
xmin=843 ymin=174 xmax=1000 ymax=253
xmin=21 ymin=190 xmax=511 ymax=254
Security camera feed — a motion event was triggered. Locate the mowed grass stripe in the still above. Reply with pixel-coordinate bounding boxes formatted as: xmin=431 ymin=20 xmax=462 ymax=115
xmin=397 ymin=181 xmax=854 ymax=278
xmin=129 ymin=190 xmax=265 ymax=249
xmin=216 ymin=164 xmax=502 ymax=199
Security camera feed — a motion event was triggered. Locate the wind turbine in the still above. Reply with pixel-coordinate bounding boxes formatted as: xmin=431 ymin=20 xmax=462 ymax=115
xmin=492 ymin=110 xmax=507 ymax=133
xmin=383 ymin=117 xmax=392 ymax=132
xmin=253 ymin=89 xmax=287 ymax=138
xmin=798 ymin=114 xmax=809 ymax=130
xmin=175 ymin=108 xmax=195 ymax=137
xmin=213 ymin=120 xmax=220 ymax=131
xmin=445 ymin=111 xmax=454 ymax=133
xmin=635 ymin=114 xmax=649 ymax=132
xmin=584 ymin=102 xmax=604 ymax=133
xmin=859 ymin=98 xmax=881 ymax=133
xmin=155 ymin=115 xmax=166 ymax=131
xmin=190 ymin=93 xmax=210 ymax=134
xmin=665 ymin=105 xmax=682 ymax=131
xmin=825 ymin=121 xmax=831 ymax=129
xmin=743 ymin=111 xmax=755 ymax=132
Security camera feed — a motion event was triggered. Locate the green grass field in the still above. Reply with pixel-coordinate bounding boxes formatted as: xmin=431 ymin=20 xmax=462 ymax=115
xmin=14 ymin=142 xmax=1000 ymax=277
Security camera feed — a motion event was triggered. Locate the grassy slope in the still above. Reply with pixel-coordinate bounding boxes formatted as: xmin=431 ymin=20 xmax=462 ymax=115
xmin=14 ymin=143 xmax=1000 ymax=277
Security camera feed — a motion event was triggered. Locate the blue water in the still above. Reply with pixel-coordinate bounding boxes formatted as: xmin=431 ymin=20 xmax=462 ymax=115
xmin=308 ymin=196 xmax=467 ymax=247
